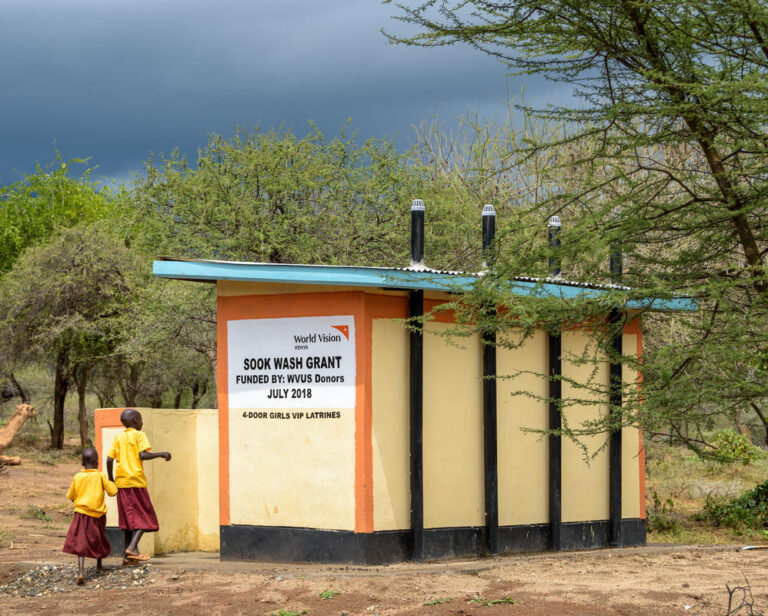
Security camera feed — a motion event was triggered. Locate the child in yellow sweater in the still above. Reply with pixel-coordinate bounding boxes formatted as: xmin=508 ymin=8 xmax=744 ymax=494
xmin=106 ymin=408 xmax=171 ymax=563
xmin=62 ymin=447 xmax=117 ymax=585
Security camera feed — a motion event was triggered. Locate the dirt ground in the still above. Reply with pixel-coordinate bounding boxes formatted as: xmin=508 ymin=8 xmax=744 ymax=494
xmin=2 ymin=458 xmax=768 ymax=616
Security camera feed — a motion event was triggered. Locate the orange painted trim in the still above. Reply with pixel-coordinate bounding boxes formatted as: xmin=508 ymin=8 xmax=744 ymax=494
xmin=424 ymin=299 xmax=457 ymax=324
xmin=357 ymin=297 xmax=374 ymax=533
xmin=369 ymin=294 xmax=408 ymax=320
xmin=216 ymin=290 xmax=374 ymax=532
xmin=636 ymin=327 xmax=646 ymax=519
xmin=216 ymin=296 xmax=231 ymax=526
xmin=622 ymin=317 xmax=641 ymax=336
xmin=94 ymin=408 xmax=126 ymax=470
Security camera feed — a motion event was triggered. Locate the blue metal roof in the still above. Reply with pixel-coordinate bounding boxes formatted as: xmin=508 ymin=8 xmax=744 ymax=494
xmin=152 ymin=258 xmax=697 ymax=312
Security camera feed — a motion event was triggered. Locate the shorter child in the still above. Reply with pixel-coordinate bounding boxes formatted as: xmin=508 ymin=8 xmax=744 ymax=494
xmin=62 ymin=447 xmax=117 ymax=585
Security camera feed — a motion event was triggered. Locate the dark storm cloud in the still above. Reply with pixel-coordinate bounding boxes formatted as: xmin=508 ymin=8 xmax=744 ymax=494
xmin=0 ymin=0 xmax=565 ymax=183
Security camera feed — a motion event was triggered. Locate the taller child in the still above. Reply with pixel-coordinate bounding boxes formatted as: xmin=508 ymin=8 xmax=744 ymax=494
xmin=106 ymin=408 xmax=171 ymax=563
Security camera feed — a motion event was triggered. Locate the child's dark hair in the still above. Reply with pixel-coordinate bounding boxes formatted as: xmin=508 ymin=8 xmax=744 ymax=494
xmin=82 ymin=447 xmax=98 ymax=467
xmin=120 ymin=408 xmax=140 ymax=427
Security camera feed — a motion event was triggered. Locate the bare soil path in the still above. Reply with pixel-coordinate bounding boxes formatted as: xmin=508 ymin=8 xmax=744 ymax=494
xmin=2 ymin=459 xmax=767 ymax=615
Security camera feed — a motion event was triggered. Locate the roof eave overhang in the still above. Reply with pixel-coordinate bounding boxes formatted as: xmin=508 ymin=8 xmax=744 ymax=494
xmin=152 ymin=259 xmax=697 ymax=312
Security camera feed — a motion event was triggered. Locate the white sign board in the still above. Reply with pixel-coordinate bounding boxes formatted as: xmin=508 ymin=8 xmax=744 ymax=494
xmin=226 ymin=315 xmax=357 ymax=529
xmin=227 ymin=315 xmax=356 ymax=409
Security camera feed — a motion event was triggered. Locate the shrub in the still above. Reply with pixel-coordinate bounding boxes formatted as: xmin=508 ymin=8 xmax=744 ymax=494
xmin=700 ymin=430 xmax=765 ymax=465
xmin=646 ymin=490 xmax=680 ymax=533
xmin=697 ymin=479 xmax=768 ymax=530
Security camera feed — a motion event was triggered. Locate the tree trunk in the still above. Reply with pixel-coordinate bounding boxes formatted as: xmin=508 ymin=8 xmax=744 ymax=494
xmin=120 ymin=363 xmax=140 ymax=407
xmin=173 ymin=389 xmax=183 ymax=409
xmin=52 ymin=347 xmax=70 ymax=449
xmin=8 ymin=373 xmax=29 ymax=403
xmin=749 ymin=402 xmax=768 ymax=448
xmin=75 ymin=365 xmax=91 ymax=448
xmin=191 ymin=380 xmax=207 ymax=409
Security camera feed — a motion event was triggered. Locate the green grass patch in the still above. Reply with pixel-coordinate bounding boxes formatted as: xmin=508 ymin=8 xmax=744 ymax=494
xmin=471 ymin=596 xmax=522 ymax=606
xmin=423 ymin=597 xmax=452 ymax=606
xmin=20 ymin=505 xmax=51 ymax=522
xmin=0 ymin=527 xmax=12 ymax=548
xmin=319 ymin=589 xmax=341 ymax=600
xmin=269 ymin=610 xmax=306 ymax=616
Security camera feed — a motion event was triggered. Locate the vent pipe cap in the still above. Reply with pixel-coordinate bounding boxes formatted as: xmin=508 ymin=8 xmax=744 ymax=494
xmin=547 ymin=215 xmax=561 ymax=228
xmin=482 ymin=204 xmax=496 ymax=217
xmin=411 ymin=199 xmax=425 ymax=211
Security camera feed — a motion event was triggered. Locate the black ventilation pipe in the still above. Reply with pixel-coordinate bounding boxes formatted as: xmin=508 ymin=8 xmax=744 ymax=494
xmin=547 ymin=216 xmax=563 ymax=551
xmin=548 ymin=215 xmax=561 ymax=277
xmin=409 ymin=198 xmax=425 ymax=560
xmin=410 ymin=199 xmax=425 ymax=267
xmin=609 ymin=245 xmax=623 ymax=547
xmin=481 ymin=205 xmax=499 ymax=554
xmin=482 ymin=204 xmax=496 ymax=269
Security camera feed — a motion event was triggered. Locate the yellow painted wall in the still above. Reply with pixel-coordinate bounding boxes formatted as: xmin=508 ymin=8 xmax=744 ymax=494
xmin=622 ymin=333 xmax=641 ymax=519
xmin=561 ymin=330 xmax=610 ymax=522
xmin=497 ymin=330 xmax=549 ymax=526
xmin=100 ymin=408 xmax=219 ymax=555
xmin=149 ymin=409 xmax=199 ymax=555
xmin=196 ymin=409 xmax=220 ymax=550
xmin=371 ymin=318 xmax=410 ymax=531
xmin=228 ymin=407 xmax=356 ymax=530
xmin=423 ymin=322 xmax=484 ymax=528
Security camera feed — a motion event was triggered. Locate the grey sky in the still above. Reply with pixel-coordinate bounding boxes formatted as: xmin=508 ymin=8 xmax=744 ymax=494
xmin=1 ymin=0 xmax=565 ymax=185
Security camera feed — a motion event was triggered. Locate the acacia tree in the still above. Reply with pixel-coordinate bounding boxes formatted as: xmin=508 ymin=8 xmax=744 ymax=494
xmin=0 ymin=157 xmax=115 ymax=406
xmin=109 ymin=280 xmax=217 ymax=408
xmin=0 ymin=223 xmax=143 ymax=448
xmin=127 ymin=126 xmax=428 ymax=268
xmin=0 ymin=156 xmax=115 ymax=273
xmin=122 ymin=124 xmax=495 ymax=367
xmin=385 ymin=1 xmax=768 ymax=446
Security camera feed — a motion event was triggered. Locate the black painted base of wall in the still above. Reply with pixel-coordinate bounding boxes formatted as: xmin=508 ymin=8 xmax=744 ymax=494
xmin=106 ymin=527 xmax=162 ymax=558
xmin=106 ymin=527 xmax=126 ymax=557
xmin=220 ymin=519 xmax=645 ymax=564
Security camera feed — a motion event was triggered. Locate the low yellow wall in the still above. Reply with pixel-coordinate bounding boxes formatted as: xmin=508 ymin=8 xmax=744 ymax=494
xmin=196 ymin=409 xmax=220 ymax=551
xmin=98 ymin=407 xmax=219 ymax=555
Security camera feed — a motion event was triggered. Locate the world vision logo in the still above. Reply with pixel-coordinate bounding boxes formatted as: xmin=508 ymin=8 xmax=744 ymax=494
xmin=331 ymin=325 xmax=349 ymax=340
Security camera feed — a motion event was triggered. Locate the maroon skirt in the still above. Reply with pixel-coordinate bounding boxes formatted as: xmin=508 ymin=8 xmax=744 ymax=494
xmin=117 ymin=487 xmax=159 ymax=532
xmin=62 ymin=512 xmax=110 ymax=559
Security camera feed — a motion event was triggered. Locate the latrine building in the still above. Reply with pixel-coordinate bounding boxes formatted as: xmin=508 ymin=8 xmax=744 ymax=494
xmin=96 ymin=202 xmax=694 ymax=564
